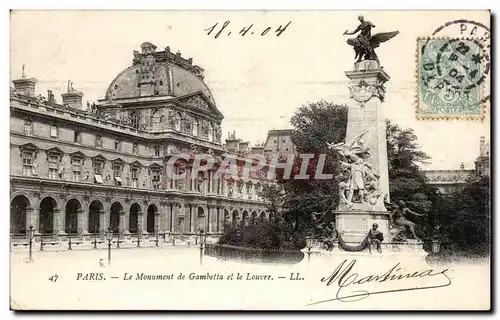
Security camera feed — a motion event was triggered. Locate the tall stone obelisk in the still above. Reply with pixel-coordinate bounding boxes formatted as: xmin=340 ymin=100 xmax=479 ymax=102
xmin=345 ymin=60 xmax=390 ymax=203
xmin=335 ymin=59 xmax=392 ymax=243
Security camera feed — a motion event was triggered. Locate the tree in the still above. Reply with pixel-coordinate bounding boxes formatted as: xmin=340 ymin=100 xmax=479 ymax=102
xmin=437 ymin=176 xmax=490 ymax=256
xmin=273 ymin=101 xmax=348 ymax=231
xmin=386 ymin=120 xmax=437 ymax=239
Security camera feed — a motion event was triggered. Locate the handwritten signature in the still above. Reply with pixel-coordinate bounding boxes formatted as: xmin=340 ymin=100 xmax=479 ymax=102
xmin=308 ymin=259 xmax=451 ymax=305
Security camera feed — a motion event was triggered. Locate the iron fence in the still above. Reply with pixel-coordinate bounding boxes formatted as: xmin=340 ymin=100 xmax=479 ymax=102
xmin=204 ymin=243 xmax=304 ymax=264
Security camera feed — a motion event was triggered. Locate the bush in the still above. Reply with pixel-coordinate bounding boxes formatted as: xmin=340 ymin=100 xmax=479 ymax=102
xmin=218 ymin=218 xmax=306 ymax=250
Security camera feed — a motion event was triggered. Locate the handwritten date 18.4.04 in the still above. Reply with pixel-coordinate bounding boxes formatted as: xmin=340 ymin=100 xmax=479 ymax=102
xmin=204 ymin=21 xmax=292 ymax=38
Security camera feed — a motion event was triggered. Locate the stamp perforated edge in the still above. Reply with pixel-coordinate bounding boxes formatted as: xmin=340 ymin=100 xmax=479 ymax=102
xmin=414 ymin=36 xmax=488 ymax=121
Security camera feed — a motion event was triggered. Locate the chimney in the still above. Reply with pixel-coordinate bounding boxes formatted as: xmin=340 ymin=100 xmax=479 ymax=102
xmin=251 ymin=145 xmax=265 ymax=155
xmin=460 ymin=162 xmax=465 ymax=170
xmin=12 ymin=65 xmax=37 ymax=97
xmin=61 ymin=80 xmax=84 ymax=109
xmin=225 ymin=132 xmax=240 ymax=153
xmin=238 ymin=141 xmax=250 ymax=152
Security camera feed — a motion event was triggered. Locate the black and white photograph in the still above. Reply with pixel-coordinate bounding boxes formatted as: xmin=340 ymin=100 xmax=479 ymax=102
xmin=8 ymin=10 xmax=491 ymax=310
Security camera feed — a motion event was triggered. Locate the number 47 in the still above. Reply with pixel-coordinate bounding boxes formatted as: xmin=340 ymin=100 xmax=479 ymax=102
xmin=48 ymin=274 xmax=59 ymax=282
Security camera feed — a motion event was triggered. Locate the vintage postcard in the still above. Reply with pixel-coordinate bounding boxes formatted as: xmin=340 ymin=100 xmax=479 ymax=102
xmin=9 ymin=10 xmax=491 ymax=310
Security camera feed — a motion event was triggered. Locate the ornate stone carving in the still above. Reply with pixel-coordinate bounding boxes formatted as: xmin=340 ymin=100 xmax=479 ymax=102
xmin=348 ymin=80 xmax=386 ymax=103
xmin=328 ymin=128 xmax=385 ymax=211
xmin=184 ymin=95 xmax=209 ymax=111
xmin=214 ymin=125 xmax=222 ymax=141
xmin=32 ymin=191 xmax=40 ymax=199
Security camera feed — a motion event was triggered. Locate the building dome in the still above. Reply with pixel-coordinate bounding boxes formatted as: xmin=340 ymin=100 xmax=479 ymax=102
xmin=104 ymin=42 xmax=215 ymax=104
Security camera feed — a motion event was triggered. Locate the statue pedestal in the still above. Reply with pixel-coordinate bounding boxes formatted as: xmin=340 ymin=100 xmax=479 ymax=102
xmin=303 ymin=239 xmax=428 ymax=265
xmin=335 ymin=210 xmax=391 ymax=243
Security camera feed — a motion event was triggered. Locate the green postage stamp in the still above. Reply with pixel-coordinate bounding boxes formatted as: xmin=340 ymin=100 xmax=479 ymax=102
xmin=417 ymin=37 xmax=488 ymax=120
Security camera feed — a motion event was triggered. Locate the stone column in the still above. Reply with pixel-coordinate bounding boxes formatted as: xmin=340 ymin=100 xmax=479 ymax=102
xmin=137 ymin=212 xmax=144 ymax=234
xmin=154 ymin=212 xmax=160 ymax=233
xmin=77 ymin=209 xmax=84 ymax=236
xmin=188 ymin=204 xmax=195 ymax=233
xmin=165 ymin=204 xmax=172 ymax=232
xmin=26 ymin=207 xmax=37 ymax=239
xmin=344 ymin=61 xmax=390 ymax=205
xmin=157 ymin=205 xmax=165 ymax=233
xmin=123 ymin=207 xmax=130 ymax=235
xmin=119 ymin=210 xmax=125 ymax=234
xmin=82 ymin=205 xmax=89 ymax=235
xmin=178 ymin=203 xmax=185 ymax=238
xmin=99 ymin=209 xmax=106 ymax=235
xmin=210 ymin=206 xmax=217 ymax=233
xmin=53 ymin=208 xmax=62 ymax=236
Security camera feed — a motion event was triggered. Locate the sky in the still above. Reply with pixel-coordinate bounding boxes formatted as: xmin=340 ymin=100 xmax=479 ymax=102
xmin=10 ymin=10 xmax=490 ymax=170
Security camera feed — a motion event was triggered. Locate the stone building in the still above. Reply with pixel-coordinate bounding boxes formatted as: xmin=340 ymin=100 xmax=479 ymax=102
xmin=263 ymin=129 xmax=296 ymax=160
xmin=10 ymin=42 xmax=271 ymax=240
xmin=423 ymin=136 xmax=490 ymax=195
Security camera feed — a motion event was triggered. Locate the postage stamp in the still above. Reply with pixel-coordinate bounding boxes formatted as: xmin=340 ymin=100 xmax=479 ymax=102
xmin=416 ymin=37 xmax=487 ymax=120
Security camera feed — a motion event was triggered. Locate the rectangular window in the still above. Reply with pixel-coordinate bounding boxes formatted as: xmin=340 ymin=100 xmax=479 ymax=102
xmin=24 ymin=121 xmax=32 ymax=135
xmin=72 ymin=158 xmax=81 ymax=182
xmin=22 ymin=152 xmax=33 ymax=176
xmin=95 ymin=135 xmax=102 ymax=148
xmin=131 ymin=168 xmax=138 ymax=188
xmin=93 ymin=161 xmax=103 ymax=175
xmin=113 ymin=164 xmax=121 ymax=177
xmin=152 ymin=170 xmax=161 ymax=189
xmin=154 ymin=146 xmax=160 ymax=157
xmin=48 ymin=155 xmax=59 ymax=179
xmin=74 ymin=131 xmax=81 ymax=143
xmin=50 ymin=125 xmax=58 ymax=138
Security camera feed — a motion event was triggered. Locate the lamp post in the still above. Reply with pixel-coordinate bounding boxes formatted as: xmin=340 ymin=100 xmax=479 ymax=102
xmin=93 ymin=228 xmax=99 ymax=249
xmin=27 ymin=225 xmax=34 ymax=262
xmin=106 ymin=227 xmax=113 ymax=266
xmin=68 ymin=222 xmax=72 ymax=250
xmin=199 ymin=227 xmax=205 ymax=266
xmin=305 ymin=236 xmax=314 ymax=265
xmin=115 ymin=229 xmax=121 ymax=248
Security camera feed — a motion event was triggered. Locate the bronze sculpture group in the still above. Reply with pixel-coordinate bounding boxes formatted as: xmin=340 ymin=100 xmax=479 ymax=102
xmin=344 ymin=15 xmax=399 ymax=64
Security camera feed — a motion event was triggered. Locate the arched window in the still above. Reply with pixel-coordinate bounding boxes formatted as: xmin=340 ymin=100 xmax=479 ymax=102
xmin=152 ymin=110 xmax=161 ymax=130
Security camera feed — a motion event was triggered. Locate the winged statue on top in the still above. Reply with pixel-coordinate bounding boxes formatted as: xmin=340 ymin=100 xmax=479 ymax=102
xmin=344 ymin=16 xmax=399 ymax=64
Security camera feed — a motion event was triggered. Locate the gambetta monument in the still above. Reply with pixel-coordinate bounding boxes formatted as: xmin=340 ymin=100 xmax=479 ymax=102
xmin=320 ymin=16 xmax=424 ymax=253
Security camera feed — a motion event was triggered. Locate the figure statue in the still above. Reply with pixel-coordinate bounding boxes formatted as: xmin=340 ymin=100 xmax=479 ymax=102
xmin=83 ymin=170 xmax=89 ymax=181
xmin=388 ymin=200 xmax=425 ymax=240
xmin=327 ymin=128 xmax=371 ymax=161
xmin=47 ymin=90 xmax=55 ymax=103
xmin=342 ymin=158 xmax=366 ymax=203
xmin=344 ymin=15 xmax=399 ymax=64
xmin=367 ymin=223 xmax=384 ymax=254
xmin=132 ymin=50 xmax=143 ymax=65
xmin=32 ymin=158 xmax=38 ymax=176
xmin=58 ymin=162 xmax=65 ymax=179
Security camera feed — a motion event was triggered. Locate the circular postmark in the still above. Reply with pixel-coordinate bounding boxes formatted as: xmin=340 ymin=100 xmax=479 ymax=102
xmin=431 ymin=19 xmax=491 ymax=106
xmin=420 ymin=38 xmax=485 ymax=112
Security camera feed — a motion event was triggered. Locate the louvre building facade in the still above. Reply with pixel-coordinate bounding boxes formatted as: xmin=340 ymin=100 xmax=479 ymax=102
xmin=10 ymin=42 xmax=271 ymax=241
